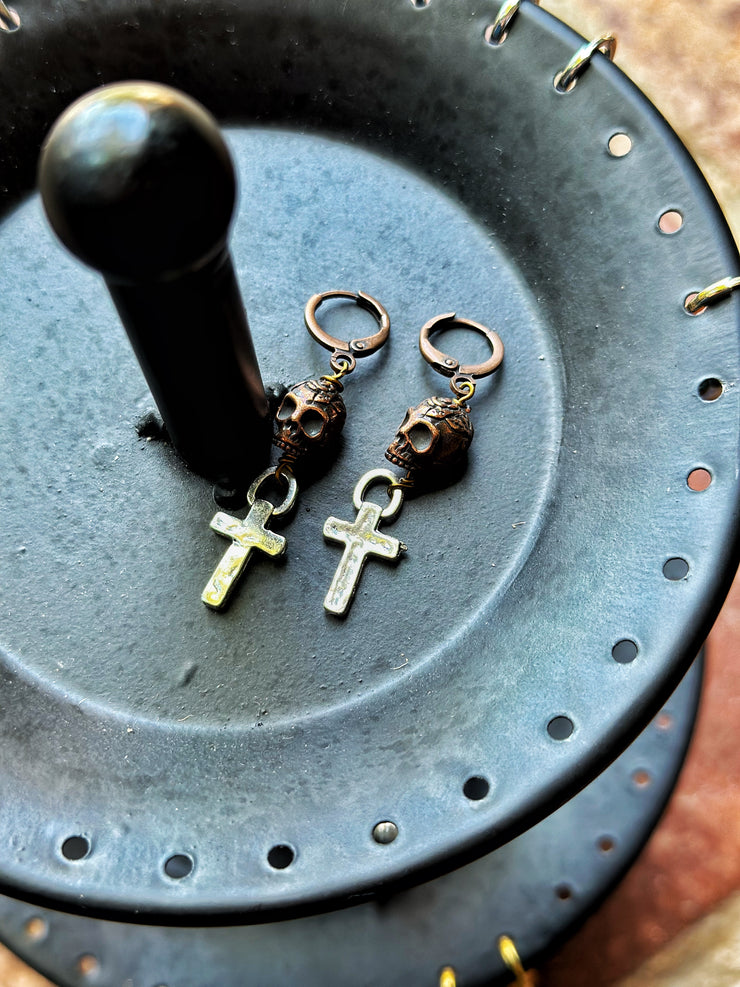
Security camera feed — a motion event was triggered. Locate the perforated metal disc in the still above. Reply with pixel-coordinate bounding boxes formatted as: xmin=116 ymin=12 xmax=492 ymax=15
xmin=0 ymin=0 xmax=737 ymax=919
xmin=0 ymin=661 xmax=702 ymax=986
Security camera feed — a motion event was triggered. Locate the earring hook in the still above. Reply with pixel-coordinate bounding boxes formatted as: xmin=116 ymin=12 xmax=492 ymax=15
xmin=419 ymin=312 xmax=504 ymax=398
xmin=304 ymin=289 xmax=391 ymax=375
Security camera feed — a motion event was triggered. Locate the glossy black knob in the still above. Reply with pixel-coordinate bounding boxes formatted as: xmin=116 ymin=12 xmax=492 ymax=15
xmin=39 ymin=81 xmax=270 ymax=485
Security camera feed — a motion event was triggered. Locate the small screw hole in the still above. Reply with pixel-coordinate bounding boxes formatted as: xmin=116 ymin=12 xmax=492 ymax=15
xmin=656 ymin=711 xmax=673 ymax=731
xmin=0 ymin=5 xmax=20 ymax=31
xmin=612 ymin=639 xmax=638 ymax=664
xmin=658 ymin=210 xmax=683 ymax=234
xmin=663 ymin=557 xmax=689 ymax=581
xmin=411 ymin=0 xmax=430 ymax=6
xmin=62 ymin=836 xmax=90 ymax=861
xmin=164 ymin=854 xmax=193 ymax=879
xmin=267 ymin=844 xmax=295 ymax=869
xmin=687 ymin=468 xmax=712 ymax=491
xmin=698 ymin=378 xmax=724 ymax=402
xmin=463 ymin=776 xmax=490 ymax=801
xmin=547 ymin=716 xmax=574 ymax=740
xmin=77 ymin=955 xmax=100 ymax=978
xmin=555 ymin=884 xmax=573 ymax=901
xmin=598 ymin=836 xmax=615 ymax=853
xmin=633 ymin=769 xmax=652 ymax=788
xmin=608 ymin=133 xmax=632 ymax=157
xmin=24 ymin=917 xmax=48 ymax=942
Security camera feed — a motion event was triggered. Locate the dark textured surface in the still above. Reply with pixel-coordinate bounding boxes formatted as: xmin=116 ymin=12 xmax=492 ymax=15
xmin=0 ymin=662 xmax=702 ymax=987
xmin=0 ymin=0 xmax=738 ymax=928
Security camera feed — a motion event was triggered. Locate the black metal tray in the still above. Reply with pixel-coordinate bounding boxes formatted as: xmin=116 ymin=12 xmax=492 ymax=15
xmin=0 ymin=0 xmax=737 ymax=920
xmin=0 ymin=661 xmax=703 ymax=986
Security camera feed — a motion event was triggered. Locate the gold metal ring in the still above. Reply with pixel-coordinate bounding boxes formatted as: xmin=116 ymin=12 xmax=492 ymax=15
xmin=419 ymin=312 xmax=504 ymax=380
xmin=685 ymin=276 xmax=740 ymax=313
xmin=247 ymin=467 xmax=299 ymax=517
xmin=352 ymin=468 xmax=405 ymax=519
xmin=554 ymin=34 xmax=617 ymax=93
xmin=485 ymin=0 xmax=539 ymax=46
xmin=452 ymin=378 xmax=476 ymax=404
xmin=304 ymin=290 xmax=390 ymax=362
xmin=499 ymin=935 xmax=534 ymax=985
xmin=439 ymin=967 xmax=457 ymax=987
xmin=0 ymin=1 xmax=20 ymax=30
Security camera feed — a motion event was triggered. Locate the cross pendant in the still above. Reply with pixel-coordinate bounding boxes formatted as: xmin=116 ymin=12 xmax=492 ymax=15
xmin=202 ymin=499 xmax=287 ymax=610
xmin=323 ymin=471 xmax=406 ymax=616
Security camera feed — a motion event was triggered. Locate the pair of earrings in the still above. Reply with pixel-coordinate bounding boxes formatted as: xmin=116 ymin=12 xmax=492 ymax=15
xmin=201 ymin=289 xmax=504 ymax=615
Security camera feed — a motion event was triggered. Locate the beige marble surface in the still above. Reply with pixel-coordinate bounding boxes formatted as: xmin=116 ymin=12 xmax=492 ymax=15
xmin=545 ymin=0 xmax=740 ymax=241
xmin=615 ymin=892 xmax=740 ymax=987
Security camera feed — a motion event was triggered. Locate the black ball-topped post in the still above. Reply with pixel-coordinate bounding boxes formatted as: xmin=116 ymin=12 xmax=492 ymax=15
xmin=38 ymin=81 xmax=270 ymax=486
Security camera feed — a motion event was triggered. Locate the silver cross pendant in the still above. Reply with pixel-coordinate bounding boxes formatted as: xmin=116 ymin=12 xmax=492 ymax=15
xmin=323 ymin=469 xmax=406 ymax=616
xmin=202 ymin=468 xmax=298 ymax=610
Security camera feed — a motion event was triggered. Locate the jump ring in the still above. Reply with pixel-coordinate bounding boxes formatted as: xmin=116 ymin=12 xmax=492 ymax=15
xmin=0 ymin=1 xmax=20 ymax=30
xmin=485 ymin=0 xmax=539 ymax=47
xmin=452 ymin=377 xmax=476 ymax=403
xmin=554 ymin=34 xmax=617 ymax=93
xmin=685 ymin=276 xmax=740 ymax=314
xmin=419 ymin=312 xmax=504 ymax=380
xmin=247 ymin=467 xmax=299 ymax=517
xmin=328 ymin=351 xmax=357 ymax=376
xmin=304 ymin=290 xmax=390 ymax=360
xmin=352 ymin=468 xmax=405 ymax=520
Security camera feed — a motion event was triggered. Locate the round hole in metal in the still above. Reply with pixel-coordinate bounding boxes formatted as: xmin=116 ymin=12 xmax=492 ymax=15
xmin=77 ymin=954 xmax=100 ymax=978
xmin=663 ymin=558 xmax=689 ymax=581
xmin=547 ymin=716 xmax=574 ymax=741
xmin=164 ymin=854 xmax=194 ymax=880
xmin=555 ymin=884 xmax=573 ymax=901
xmin=62 ymin=836 xmax=91 ymax=861
xmin=655 ymin=711 xmax=673 ymax=731
xmin=687 ymin=468 xmax=712 ymax=491
xmin=24 ymin=916 xmax=48 ymax=941
xmin=612 ymin=639 xmax=638 ymax=664
xmin=658 ymin=209 xmax=683 ymax=234
xmin=598 ymin=836 xmax=615 ymax=854
xmin=632 ymin=769 xmax=652 ymax=788
xmin=267 ymin=845 xmax=295 ymax=869
xmin=608 ymin=133 xmax=632 ymax=157
xmin=698 ymin=377 xmax=724 ymax=402
xmin=463 ymin=776 xmax=490 ymax=801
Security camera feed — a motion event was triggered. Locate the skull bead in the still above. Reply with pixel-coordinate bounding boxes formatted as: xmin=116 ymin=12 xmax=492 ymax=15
xmin=273 ymin=378 xmax=347 ymax=462
xmin=385 ymin=396 xmax=474 ymax=474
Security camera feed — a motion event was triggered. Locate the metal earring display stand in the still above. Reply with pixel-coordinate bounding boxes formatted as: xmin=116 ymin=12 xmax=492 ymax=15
xmin=0 ymin=0 xmax=739 ymax=982
xmin=0 ymin=660 xmax=703 ymax=987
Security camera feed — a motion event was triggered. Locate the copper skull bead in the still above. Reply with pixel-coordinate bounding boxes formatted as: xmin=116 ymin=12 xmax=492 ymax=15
xmin=385 ymin=395 xmax=474 ymax=475
xmin=273 ymin=378 xmax=347 ymax=462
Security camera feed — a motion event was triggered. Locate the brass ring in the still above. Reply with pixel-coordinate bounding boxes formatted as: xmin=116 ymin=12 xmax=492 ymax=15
xmin=419 ymin=312 xmax=504 ymax=379
xmin=686 ymin=276 xmax=740 ymax=313
xmin=554 ymin=34 xmax=617 ymax=93
xmin=485 ymin=0 xmax=539 ymax=46
xmin=352 ymin=468 xmax=405 ymax=520
xmin=0 ymin=1 xmax=20 ymax=30
xmin=304 ymin=290 xmax=390 ymax=360
xmin=247 ymin=467 xmax=299 ymax=517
